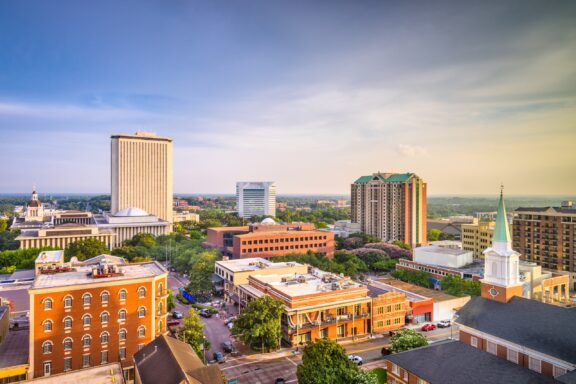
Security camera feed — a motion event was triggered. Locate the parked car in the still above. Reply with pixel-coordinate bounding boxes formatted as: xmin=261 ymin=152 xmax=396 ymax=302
xmin=381 ymin=347 xmax=392 ymax=356
xmin=224 ymin=316 xmax=237 ymax=325
xmin=172 ymin=311 xmax=183 ymax=319
xmin=167 ymin=319 xmax=180 ymax=327
xmin=275 ymin=379 xmax=286 ymax=384
xmin=222 ymin=341 xmax=234 ymax=353
xmin=199 ymin=309 xmax=212 ymax=318
xmin=348 ymin=355 xmax=363 ymax=366
xmin=437 ymin=320 xmax=451 ymax=328
xmin=227 ymin=322 xmax=234 ymax=330
xmin=421 ymin=323 xmax=437 ymax=332
xmin=213 ymin=351 xmax=226 ymax=363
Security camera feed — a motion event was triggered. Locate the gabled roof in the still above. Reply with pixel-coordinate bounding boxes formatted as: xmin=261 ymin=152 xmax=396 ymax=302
xmin=457 ymin=296 xmax=576 ymax=364
xmin=354 ymin=173 xmax=414 ymax=184
xmin=134 ymin=335 xmax=222 ymax=384
xmin=386 ymin=340 xmax=555 ymax=384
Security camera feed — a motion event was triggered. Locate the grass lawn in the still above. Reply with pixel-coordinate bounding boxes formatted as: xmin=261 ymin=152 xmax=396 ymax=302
xmin=371 ymin=367 xmax=387 ymax=384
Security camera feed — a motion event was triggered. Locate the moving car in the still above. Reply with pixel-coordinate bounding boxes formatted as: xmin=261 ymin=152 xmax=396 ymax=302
xmin=167 ymin=319 xmax=180 ymax=327
xmin=421 ymin=323 xmax=437 ymax=332
xmin=348 ymin=355 xmax=363 ymax=366
xmin=172 ymin=311 xmax=183 ymax=319
xmin=381 ymin=347 xmax=392 ymax=356
xmin=199 ymin=309 xmax=213 ymax=318
xmin=213 ymin=351 xmax=226 ymax=363
xmin=222 ymin=341 xmax=234 ymax=353
xmin=437 ymin=320 xmax=451 ymax=328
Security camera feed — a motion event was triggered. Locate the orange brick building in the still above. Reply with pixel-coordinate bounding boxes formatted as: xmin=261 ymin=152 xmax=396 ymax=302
xmin=28 ymin=257 xmax=168 ymax=381
xmin=206 ymin=220 xmax=335 ymax=259
xmin=237 ymin=269 xmax=408 ymax=346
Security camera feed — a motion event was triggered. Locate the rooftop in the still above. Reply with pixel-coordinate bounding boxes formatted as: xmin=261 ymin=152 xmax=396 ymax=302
xmin=386 ymin=340 xmax=555 ymax=384
xmin=354 ymin=172 xmax=414 ymax=184
xmin=415 ymin=245 xmax=471 ymax=256
xmin=515 ymin=206 xmax=576 ymax=215
xmin=216 ymin=257 xmax=305 ymax=273
xmin=30 ymin=261 xmax=167 ymax=290
xmin=112 ymin=131 xmax=172 ymax=142
xmin=35 ymin=250 xmax=64 ymax=264
xmin=28 ymin=363 xmax=124 ymax=384
xmin=457 ymin=296 xmax=576 ymax=364
xmin=0 ymin=329 xmax=29 ymax=369
xmin=368 ymin=279 xmax=431 ymax=302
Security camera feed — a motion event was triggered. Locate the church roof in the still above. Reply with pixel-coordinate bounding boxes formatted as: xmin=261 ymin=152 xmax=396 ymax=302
xmin=457 ymin=296 xmax=576 ymax=364
xmin=492 ymin=189 xmax=511 ymax=243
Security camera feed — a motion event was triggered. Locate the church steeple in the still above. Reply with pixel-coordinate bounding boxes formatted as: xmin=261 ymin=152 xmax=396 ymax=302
xmin=492 ymin=186 xmax=512 ymax=253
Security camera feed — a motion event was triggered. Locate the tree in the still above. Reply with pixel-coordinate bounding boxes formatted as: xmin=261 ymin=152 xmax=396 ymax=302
xmin=392 ymin=269 xmax=432 ymax=288
xmin=390 ymin=329 xmax=428 ymax=353
xmin=392 ymin=240 xmax=412 ymax=251
xmin=427 ymin=229 xmax=442 ymax=242
xmin=441 ymin=275 xmax=481 ymax=296
xmin=231 ymin=296 xmax=284 ymax=352
xmin=65 ymin=238 xmax=109 ymax=261
xmin=125 ymin=233 xmax=156 ymax=248
xmin=296 ymin=338 xmax=360 ymax=384
xmin=0 ymin=219 xmax=8 ymax=232
xmin=177 ymin=309 xmax=209 ymax=359
xmin=167 ymin=288 xmax=176 ymax=311
xmin=186 ymin=249 xmax=219 ymax=295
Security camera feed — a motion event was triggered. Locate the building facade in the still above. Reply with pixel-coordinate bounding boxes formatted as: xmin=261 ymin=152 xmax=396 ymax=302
xmin=17 ymin=223 xmax=115 ymax=250
xmin=513 ymin=203 xmax=576 ymax=291
xmin=29 ymin=259 xmax=168 ymax=380
xmin=462 ymin=220 xmax=503 ymax=259
xmin=111 ymin=132 xmax=173 ymax=224
xmin=236 ymin=182 xmax=276 ymax=219
xmin=351 ymin=172 xmax=426 ymax=247
xmin=206 ymin=220 xmax=335 ymax=259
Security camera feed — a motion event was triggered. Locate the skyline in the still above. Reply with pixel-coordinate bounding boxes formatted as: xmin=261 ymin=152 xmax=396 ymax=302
xmin=1 ymin=0 xmax=576 ymax=195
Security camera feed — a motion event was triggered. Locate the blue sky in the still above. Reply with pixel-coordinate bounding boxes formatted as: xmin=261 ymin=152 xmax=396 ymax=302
xmin=1 ymin=0 xmax=575 ymax=195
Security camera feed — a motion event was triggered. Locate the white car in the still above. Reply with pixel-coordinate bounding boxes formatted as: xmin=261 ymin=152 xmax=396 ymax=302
xmin=227 ymin=322 xmax=234 ymax=330
xmin=348 ymin=355 xmax=363 ymax=366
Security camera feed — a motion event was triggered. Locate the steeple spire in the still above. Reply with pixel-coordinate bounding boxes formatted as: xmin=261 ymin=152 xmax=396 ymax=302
xmin=490 ymin=186 xmax=513 ymax=254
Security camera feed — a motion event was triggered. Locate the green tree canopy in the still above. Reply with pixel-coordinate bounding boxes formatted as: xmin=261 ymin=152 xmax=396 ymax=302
xmin=427 ymin=229 xmax=442 ymax=242
xmin=296 ymin=338 xmax=361 ymax=384
xmin=167 ymin=288 xmax=176 ymax=311
xmin=390 ymin=329 xmax=428 ymax=353
xmin=65 ymin=238 xmax=109 ymax=261
xmin=231 ymin=296 xmax=284 ymax=352
xmin=441 ymin=275 xmax=481 ymax=296
xmin=124 ymin=233 xmax=156 ymax=248
xmin=186 ymin=249 xmax=219 ymax=295
xmin=177 ymin=309 xmax=208 ymax=359
xmin=0 ymin=219 xmax=8 ymax=232
xmin=391 ymin=269 xmax=432 ymax=288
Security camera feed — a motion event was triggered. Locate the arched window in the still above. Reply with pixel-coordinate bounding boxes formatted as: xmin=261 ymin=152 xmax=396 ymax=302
xmin=158 ymin=283 xmax=164 ymax=295
xmin=119 ymin=289 xmax=127 ymax=301
xmin=158 ymin=320 xmax=163 ymax=332
xmin=119 ymin=329 xmax=127 ymax=341
xmin=63 ymin=295 xmax=73 ymax=308
xmin=138 ymin=287 xmax=146 ymax=298
xmin=63 ymin=316 xmax=73 ymax=329
xmin=82 ymin=314 xmax=91 ymax=326
xmin=138 ymin=326 xmax=146 ymax=337
xmin=43 ymin=298 xmax=53 ymax=311
xmin=100 ymin=332 xmax=109 ymax=344
xmin=82 ymin=293 xmax=91 ymax=306
xmin=63 ymin=337 xmax=73 ymax=350
xmin=138 ymin=306 xmax=146 ymax=318
xmin=158 ymin=302 xmax=163 ymax=314
xmin=118 ymin=309 xmax=127 ymax=321
xmin=42 ymin=341 xmax=53 ymax=354
xmin=100 ymin=311 xmax=109 ymax=324
xmin=101 ymin=291 xmax=109 ymax=304
xmin=43 ymin=320 xmax=53 ymax=332
xmin=82 ymin=335 xmax=91 ymax=347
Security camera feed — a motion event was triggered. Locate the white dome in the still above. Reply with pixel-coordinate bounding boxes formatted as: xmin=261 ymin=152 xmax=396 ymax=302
xmin=115 ymin=207 xmax=149 ymax=217
xmin=261 ymin=218 xmax=276 ymax=225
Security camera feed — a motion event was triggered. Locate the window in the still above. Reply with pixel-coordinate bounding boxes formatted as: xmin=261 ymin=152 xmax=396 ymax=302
xmin=138 ymin=287 xmax=146 ymax=298
xmin=119 ymin=309 xmax=127 ymax=321
xmin=82 ymin=294 xmax=91 ymax=306
xmin=507 ymin=349 xmax=518 ymax=363
xmin=119 ymin=289 xmax=127 ymax=301
xmin=119 ymin=347 xmax=126 ymax=360
xmin=43 ymin=320 xmax=53 ymax=332
xmin=376 ymin=307 xmax=384 ymax=315
xmin=100 ymin=311 xmax=109 ymax=324
xmin=138 ymin=326 xmax=146 ymax=337
xmin=101 ymin=351 xmax=108 ymax=364
xmin=471 ymin=336 xmax=478 ymax=348
xmin=63 ymin=338 xmax=73 ymax=351
xmin=319 ymin=328 xmax=328 ymax=338
xmin=64 ymin=357 xmax=72 ymax=371
xmin=529 ymin=357 xmax=541 ymax=373
xmin=394 ymin=303 xmax=402 ymax=311
xmin=63 ymin=316 xmax=72 ymax=329
xmin=119 ymin=329 xmax=127 ymax=341
xmin=101 ymin=291 xmax=109 ymax=304
xmin=82 ymin=335 xmax=91 ymax=347
xmin=377 ymin=321 xmax=384 ymax=327
xmin=138 ymin=306 xmax=146 ymax=318
xmin=82 ymin=314 xmax=91 ymax=326
xmin=487 ymin=341 xmax=497 ymax=355
xmin=42 ymin=341 xmax=53 ymax=354
xmin=336 ymin=325 xmax=345 ymax=337
xmin=158 ymin=283 xmax=163 ymax=295
xmin=138 ymin=344 xmax=145 ymax=351
xmin=63 ymin=295 xmax=73 ymax=308
xmin=82 ymin=354 xmax=90 ymax=368
xmin=43 ymin=362 xmax=51 ymax=377
xmin=43 ymin=298 xmax=53 ymax=310
xmin=101 ymin=332 xmax=109 ymax=344
xmin=391 ymin=363 xmax=399 ymax=375
xmin=158 ymin=302 xmax=163 ymax=314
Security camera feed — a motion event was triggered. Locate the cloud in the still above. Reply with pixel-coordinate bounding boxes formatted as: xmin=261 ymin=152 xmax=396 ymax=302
xmin=396 ymin=144 xmax=428 ymax=157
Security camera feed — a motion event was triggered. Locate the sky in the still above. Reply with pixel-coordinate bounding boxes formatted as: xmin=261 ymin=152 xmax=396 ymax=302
xmin=0 ymin=0 xmax=575 ymax=195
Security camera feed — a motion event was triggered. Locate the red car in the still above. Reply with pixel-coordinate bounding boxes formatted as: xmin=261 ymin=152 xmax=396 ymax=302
xmin=421 ymin=324 xmax=436 ymax=332
xmin=167 ymin=319 xmax=180 ymax=327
